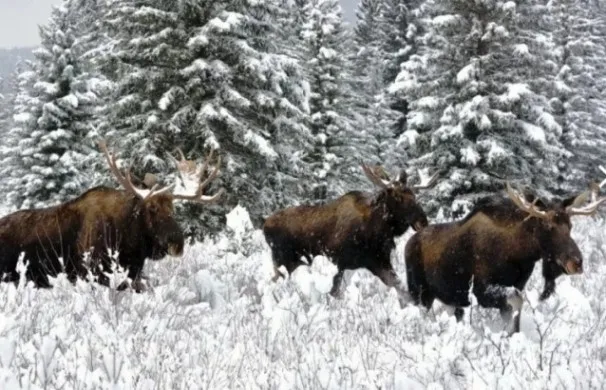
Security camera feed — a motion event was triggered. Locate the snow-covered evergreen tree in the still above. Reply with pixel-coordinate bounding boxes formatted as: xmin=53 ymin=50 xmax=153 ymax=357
xmin=300 ymin=0 xmax=364 ymax=200
xmin=379 ymin=0 xmax=424 ymax=85
xmin=353 ymin=0 xmax=384 ymax=96
xmin=0 ymin=2 xmax=101 ymax=209
xmin=274 ymin=0 xmax=311 ymax=65
xmin=0 ymin=77 xmax=7 ymax=134
xmin=0 ymin=64 xmax=31 ymax=206
xmin=350 ymin=0 xmax=394 ymax=167
xmin=547 ymin=0 xmax=606 ymax=194
xmin=376 ymin=0 xmax=425 ymax=143
xmin=390 ymin=0 xmax=571 ymax=216
xmin=103 ymin=0 xmax=312 ymax=235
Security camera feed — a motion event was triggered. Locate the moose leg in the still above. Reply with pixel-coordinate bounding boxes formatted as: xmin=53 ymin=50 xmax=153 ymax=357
xmin=268 ymin=247 xmax=286 ymax=282
xmin=271 ymin=267 xmax=286 ymax=282
xmin=26 ymin=260 xmax=53 ymax=289
xmin=0 ymin=250 xmax=21 ymax=284
xmin=329 ymin=269 xmax=345 ymax=298
xmin=540 ymin=260 xmax=562 ymax=301
xmin=369 ymin=264 xmax=411 ymax=308
xmin=404 ymin=234 xmax=435 ymax=311
xmin=405 ymin=258 xmax=435 ymax=310
xmin=454 ymin=308 xmax=465 ymax=322
xmin=269 ymin=247 xmax=305 ymax=282
xmin=473 ymin=282 xmax=523 ymax=334
xmin=64 ymin=251 xmax=88 ymax=285
xmin=90 ymin=249 xmax=112 ymax=288
xmin=116 ymin=254 xmax=147 ymax=293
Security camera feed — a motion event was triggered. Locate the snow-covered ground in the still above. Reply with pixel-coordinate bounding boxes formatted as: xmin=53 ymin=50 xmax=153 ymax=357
xmin=1 ymin=205 xmax=606 ymax=389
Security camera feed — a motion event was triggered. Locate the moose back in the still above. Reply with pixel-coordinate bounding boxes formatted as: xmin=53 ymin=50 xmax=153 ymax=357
xmin=0 ymin=140 xmax=223 ymax=291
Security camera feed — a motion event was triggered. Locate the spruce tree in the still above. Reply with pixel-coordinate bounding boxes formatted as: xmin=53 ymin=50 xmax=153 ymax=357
xmin=390 ymin=0 xmax=570 ymax=216
xmin=377 ymin=0 xmax=425 ymax=138
xmin=351 ymin=0 xmax=395 ymax=167
xmin=548 ymin=0 xmax=606 ymax=194
xmin=103 ymin=0 xmax=312 ymax=235
xmin=301 ymin=0 xmax=362 ymax=200
xmin=0 ymin=77 xmax=7 ymax=134
xmin=1 ymin=2 xmax=100 ymax=210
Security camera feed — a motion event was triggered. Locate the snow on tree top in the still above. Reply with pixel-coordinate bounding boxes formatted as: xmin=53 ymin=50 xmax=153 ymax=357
xmin=513 ymin=44 xmax=529 ymax=57
xmin=500 ymin=83 xmax=532 ymax=104
xmin=502 ymin=1 xmax=516 ymax=12
xmin=13 ymin=112 xmax=33 ymax=124
xmin=520 ymin=122 xmax=546 ymax=144
xmin=417 ymin=96 xmax=441 ymax=110
xmin=432 ymin=14 xmax=461 ymax=28
xmin=456 ymin=62 xmax=478 ymax=85
xmin=461 ymin=145 xmax=481 ymax=166
xmin=207 ymin=12 xmax=244 ymax=33
xmin=187 ymin=33 xmax=209 ymax=49
xmin=483 ymin=140 xmax=512 ymax=165
xmin=60 ymin=94 xmax=79 ymax=108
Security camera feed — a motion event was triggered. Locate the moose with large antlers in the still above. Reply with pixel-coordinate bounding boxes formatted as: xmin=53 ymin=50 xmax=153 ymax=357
xmin=263 ymin=164 xmax=438 ymax=304
xmin=0 ymin=140 xmax=223 ymax=291
xmin=404 ymin=181 xmax=606 ymax=334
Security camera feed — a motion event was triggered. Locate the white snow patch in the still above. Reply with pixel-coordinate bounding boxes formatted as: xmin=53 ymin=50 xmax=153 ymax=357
xmin=0 ymin=206 xmax=604 ymax=388
xmin=460 ymin=145 xmax=481 ymax=165
xmin=521 ymin=122 xmax=547 ymax=143
xmin=456 ymin=62 xmax=477 ymax=84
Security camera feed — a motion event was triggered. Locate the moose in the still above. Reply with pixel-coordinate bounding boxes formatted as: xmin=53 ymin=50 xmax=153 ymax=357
xmin=404 ymin=181 xmax=605 ymax=334
xmin=263 ymin=164 xmax=438 ymax=303
xmin=0 ymin=140 xmax=223 ymax=291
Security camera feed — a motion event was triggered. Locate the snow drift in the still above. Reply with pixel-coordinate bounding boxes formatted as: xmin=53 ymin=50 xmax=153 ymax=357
xmin=0 ymin=205 xmax=605 ymax=389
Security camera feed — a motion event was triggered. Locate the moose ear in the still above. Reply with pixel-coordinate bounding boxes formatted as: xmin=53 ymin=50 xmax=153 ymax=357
xmin=560 ymin=196 xmax=577 ymax=209
xmin=560 ymin=191 xmax=589 ymax=209
xmin=395 ymin=169 xmax=408 ymax=186
xmin=523 ymin=192 xmax=547 ymax=210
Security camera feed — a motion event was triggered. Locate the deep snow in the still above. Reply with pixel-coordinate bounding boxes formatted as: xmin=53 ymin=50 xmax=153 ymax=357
xmin=0 ymin=205 xmax=605 ymax=389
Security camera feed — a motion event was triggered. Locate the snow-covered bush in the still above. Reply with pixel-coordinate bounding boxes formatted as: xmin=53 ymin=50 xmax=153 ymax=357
xmin=0 ymin=206 xmax=605 ymax=388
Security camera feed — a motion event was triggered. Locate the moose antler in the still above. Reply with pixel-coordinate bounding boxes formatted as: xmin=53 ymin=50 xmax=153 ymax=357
xmin=362 ymin=164 xmax=438 ymax=191
xmin=506 ymin=181 xmax=552 ymax=220
xmin=565 ymin=168 xmax=606 ymax=216
xmin=170 ymin=148 xmax=224 ymax=203
xmin=412 ymin=168 xmax=439 ymax=190
xmin=99 ymin=139 xmax=174 ymax=199
xmin=362 ymin=164 xmax=390 ymax=188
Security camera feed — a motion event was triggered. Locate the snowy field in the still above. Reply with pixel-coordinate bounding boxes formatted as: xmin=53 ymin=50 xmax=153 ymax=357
xmin=1 ymin=205 xmax=606 ymax=389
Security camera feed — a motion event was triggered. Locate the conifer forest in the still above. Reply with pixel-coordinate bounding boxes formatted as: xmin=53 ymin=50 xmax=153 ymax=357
xmin=0 ymin=0 xmax=606 ymax=388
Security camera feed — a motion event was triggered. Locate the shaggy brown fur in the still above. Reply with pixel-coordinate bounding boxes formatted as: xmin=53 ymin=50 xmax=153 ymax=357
xmin=404 ymin=192 xmax=587 ymax=334
xmin=0 ymin=141 xmax=223 ymax=291
xmin=264 ymin=168 xmax=433 ymax=302
xmin=0 ymin=186 xmax=184 ymax=290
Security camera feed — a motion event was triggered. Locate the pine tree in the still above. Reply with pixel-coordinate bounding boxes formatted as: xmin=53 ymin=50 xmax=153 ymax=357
xmin=102 ymin=0 xmax=312 ymax=235
xmin=301 ymin=0 xmax=362 ymax=200
xmin=274 ymin=0 xmax=310 ymax=65
xmin=0 ymin=76 xmax=7 ymax=134
xmin=0 ymin=2 xmax=100 ymax=209
xmin=351 ymin=0 xmax=393 ymax=167
xmin=379 ymin=0 xmax=424 ymax=84
xmin=547 ymin=0 xmax=606 ymax=194
xmin=390 ymin=0 xmax=570 ymax=216
xmin=377 ymin=0 xmax=425 ymax=144
xmin=353 ymin=0 xmax=384 ymax=94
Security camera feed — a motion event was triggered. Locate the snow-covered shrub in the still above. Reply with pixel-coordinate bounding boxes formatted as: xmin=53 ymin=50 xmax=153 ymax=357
xmin=0 ymin=206 xmax=605 ymax=388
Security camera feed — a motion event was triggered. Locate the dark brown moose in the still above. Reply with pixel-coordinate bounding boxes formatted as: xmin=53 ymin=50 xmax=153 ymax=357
xmin=263 ymin=164 xmax=437 ymax=304
xmin=0 ymin=140 xmax=223 ymax=291
xmin=404 ymin=181 xmax=605 ymax=334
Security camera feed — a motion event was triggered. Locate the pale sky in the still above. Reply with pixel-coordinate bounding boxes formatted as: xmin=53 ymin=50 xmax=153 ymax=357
xmin=0 ymin=0 xmax=58 ymax=48
xmin=0 ymin=0 xmax=357 ymax=48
